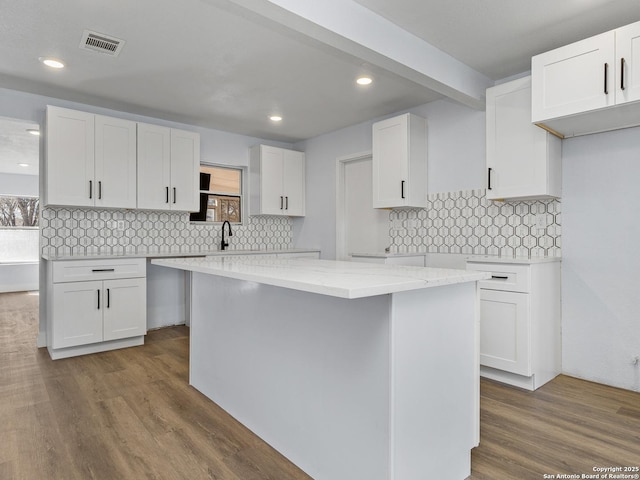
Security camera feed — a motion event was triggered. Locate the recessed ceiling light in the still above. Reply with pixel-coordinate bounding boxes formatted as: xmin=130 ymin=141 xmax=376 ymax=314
xmin=26 ymin=129 xmax=40 ymax=136
xmin=356 ymin=76 xmax=373 ymax=86
xmin=39 ymin=57 xmax=65 ymax=69
xmin=18 ymin=163 xmax=30 ymax=167
xmin=269 ymin=115 xmax=283 ymax=122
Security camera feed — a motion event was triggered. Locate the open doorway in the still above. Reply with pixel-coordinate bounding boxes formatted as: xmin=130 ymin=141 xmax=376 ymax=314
xmin=336 ymin=152 xmax=390 ymax=260
xmin=0 ymin=116 xmax=40 ymax=293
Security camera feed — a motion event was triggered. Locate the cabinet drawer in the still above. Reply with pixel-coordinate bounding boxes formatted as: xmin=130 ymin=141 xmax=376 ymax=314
xmin=52 ymin=258 xmax=146 ymax=283
xmin=466 ymin=262 xmax=530 ymax=293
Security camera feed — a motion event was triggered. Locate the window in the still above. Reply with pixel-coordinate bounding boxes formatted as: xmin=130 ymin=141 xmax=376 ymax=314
xmin=0 ymin=196 xmax=39 ymax=227
xmin=190 ymin=165 xmax=244 ymax=224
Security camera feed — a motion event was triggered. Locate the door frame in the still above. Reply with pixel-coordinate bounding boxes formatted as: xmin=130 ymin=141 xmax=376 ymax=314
xmin=335 ymin=150 xmax=372 ymax=261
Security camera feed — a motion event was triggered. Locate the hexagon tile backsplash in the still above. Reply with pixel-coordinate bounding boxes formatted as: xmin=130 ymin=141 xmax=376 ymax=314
xmin=40 ymin=207 xmax=293 ymax=257
xmin=389 ymin=189 xmax=561 ymax=257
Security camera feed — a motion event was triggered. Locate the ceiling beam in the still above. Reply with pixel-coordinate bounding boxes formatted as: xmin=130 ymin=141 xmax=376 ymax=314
xmin=219 ymin=0 xmax=492 ymax=109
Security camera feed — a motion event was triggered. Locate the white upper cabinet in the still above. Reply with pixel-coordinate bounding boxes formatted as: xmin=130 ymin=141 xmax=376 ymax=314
xmin=94 ymin=115 xmax=137 ymax=208
xmin=616 ymin=21 xmax=640 ymax=104
xmin=46 ymin=106 xmax=136 ymax=208
xmin=250 ymin=145 xmax=305 ymax=217
xmin=372 ymin=113 xmax=427 ymax=209
xmin=532 ymin=32 xmax=615 ymax=123
xmin=137 ymin=124 xmax=200 ymax=212
xmin=532 ymin=20 xmax=640 ymax=137
xmin=486 ymin=76 xmax=561 ymax=201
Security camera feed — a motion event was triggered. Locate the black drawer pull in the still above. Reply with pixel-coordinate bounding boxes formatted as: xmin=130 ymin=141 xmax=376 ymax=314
xmin=491 ymin=275 xmax=509 ymax=280
xmin=106 ymin=288 xmax=110 ymax=308
xmin=97 ymin=289 xmax=100 ymax=310
xmin=92 ymin=268 xmax=115 ymax=272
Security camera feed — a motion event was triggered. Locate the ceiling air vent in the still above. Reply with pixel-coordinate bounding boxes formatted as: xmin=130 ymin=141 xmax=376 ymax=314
xmin=79 ymin=30 xmax=125 ymax=57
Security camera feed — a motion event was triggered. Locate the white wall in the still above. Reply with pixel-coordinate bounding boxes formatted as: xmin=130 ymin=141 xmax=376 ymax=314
xmin=294 ymin=98 xmax=485 ymax=259
xmin=0 ymin=172 xmax=38 ymax=196
xmin=562 ymin=126 xmax=640 ymax=392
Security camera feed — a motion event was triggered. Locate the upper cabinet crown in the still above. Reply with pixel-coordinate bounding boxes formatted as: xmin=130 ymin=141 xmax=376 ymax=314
xmin=137 ymin=123 xmax=200 ymax=212
xmin=250 ymin=145 xmax=305 ymax=217
xmin=45 ymin=105 xmax=200 ymax=212
xmin=486 ymin=76 xmax=561 ymax=201
xmin=45 ymin=106 xmax=137 ymax=208
xmin=532 ymin=21 xmax=640 ymax=138
xmin=372 ymin=113 xmax=427 ymax=209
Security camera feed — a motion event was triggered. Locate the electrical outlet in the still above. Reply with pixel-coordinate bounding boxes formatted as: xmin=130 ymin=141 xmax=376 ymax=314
xmin=117 ymin=220 xmax=125 ymax=232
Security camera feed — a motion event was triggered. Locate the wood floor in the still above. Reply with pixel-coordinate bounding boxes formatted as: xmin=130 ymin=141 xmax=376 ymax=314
xmin=1 ymin=291 xmax=639 ymax=479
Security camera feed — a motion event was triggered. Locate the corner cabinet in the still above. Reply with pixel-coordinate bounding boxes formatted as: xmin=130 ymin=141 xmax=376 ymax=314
xmin=532 ymin=20 xmax=640 ymax=137
xmin=465 ymin=258 xmax=561 ymax=391
xmin=249 ymin=145 xmax=305 ymax=216
xmin=372 ymin=113 xmax=427 ymax=209
xmin=46 ymin=258 xmax=147 ymax=360
xmin=486 ymin=76 xmax=561 ymax=201
xmin=45 ymin=106 xmax=137 ymax=208
xmin=137 ymin=123 xmax=200 ymax=212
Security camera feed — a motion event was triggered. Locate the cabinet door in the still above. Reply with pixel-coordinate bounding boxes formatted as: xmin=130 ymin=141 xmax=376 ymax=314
xmin=46 ymin=106 xmax=95 ymax=207
xmin=137 ymin=123 xmax=171 ymax=210
xmin=479 ymin=289 xmax=531 ymax=376
xmin=51 ymin=281 xmax=103 ymax=348
xmin=260 ymin=146 xmax=285 ymax=215
xmin=282 ymin=150 xmax=305 ymax=216
xmin=617 ymin=22 xmax=640 ymax=104
xmin=486 ymin=77 xmax=561 ymax=200
xmin=103 ymin=278 xmax=147 ymax=341
xmin=95 ymin=115 xmax=137 ymax=209
xmin=532 ymin=31 xmax=615 ymax=123
xmin=372 ymin=114 xmax=408 ymax=208
xmin=170 ymin=129 xmax=200 ymax=211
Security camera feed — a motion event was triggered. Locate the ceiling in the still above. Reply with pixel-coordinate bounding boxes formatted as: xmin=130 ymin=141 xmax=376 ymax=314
xmin=0 ymin=0 xmax=639 ymax=163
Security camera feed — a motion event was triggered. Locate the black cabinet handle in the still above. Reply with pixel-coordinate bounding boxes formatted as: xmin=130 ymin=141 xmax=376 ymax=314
xmin=604 ymin=62 xmax=609 ymax=95
xmin=106 ymin=288 xmax=110 ymax=308
xmin=89 ymin=180 xmax=93 ymax=199
xmin=165 ymin=186 xmax=169 ymax=204
xmin=173 ymin=187 xmax=176 ymax=204
xmin=487 ymin=168 xmax=493 ymax=190
xmin=285 ymin=196 xmax=289 ymax=210
xmin=491 ymin=275 xmax=509 ymax=280
xmin=401 ymin=180 xmax=405 ymax=199
xmin=621 ymin=57 xmax=626 ymax=91
xmin=280 ymin=196 xmax=284 ymax=210
xmin=91 ymin=268 xmax=115 ymax=272
xmin=98 ymin=181 xmax=102 ymax=200
xmin=97 ymin=289 xmax=100 ymax=310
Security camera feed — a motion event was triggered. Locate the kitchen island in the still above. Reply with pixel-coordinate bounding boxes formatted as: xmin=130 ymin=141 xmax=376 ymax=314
xmin=151 ymin=256 xmax=489 ymax=480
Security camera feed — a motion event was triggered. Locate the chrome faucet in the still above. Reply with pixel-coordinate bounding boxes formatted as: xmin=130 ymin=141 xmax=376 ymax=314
xmin=220 ymin=220 xmax=233 ymax=251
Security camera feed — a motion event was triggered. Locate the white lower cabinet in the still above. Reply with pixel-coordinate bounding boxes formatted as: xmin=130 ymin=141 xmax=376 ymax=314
xmin=466 ymin=259 xmax=561 ymax=390
xmin=47 ymin=258 xmax=147 ymax=359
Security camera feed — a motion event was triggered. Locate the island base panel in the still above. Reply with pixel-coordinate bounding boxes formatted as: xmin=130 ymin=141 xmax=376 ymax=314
xmin=190 ymin=273 xmax=476 ymax=480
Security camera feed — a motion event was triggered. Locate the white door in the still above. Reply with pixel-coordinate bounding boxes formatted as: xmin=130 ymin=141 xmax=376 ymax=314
xmin=343 ymin=157 xmax=389 ymax=259
xmin=103 ymin=278 xmax=146 ymax=341
xmin=51 ymin=281 xmax=103 ymax=348
xmin=479 ymin=289 xmax=531 ymax=376
xmin=170 ymin=129 xmax=200 ymax=211
xmin=260 ymin=146 xmax=285 ymax=215
xmin=95 ymin=115 xmax=137 ymax=209
xmin=532 ymin=31 xmax=615 ymax=122
xmin=45 ymin=106 xmax=95 ymax=207
xmin=616 ymin=22 xmax=640 ymax=104
xmin=372 ymin=115 xmax=408 ymax=208
xmin=282 ymin=149 xmax=305 ymax=216
xmin=137 ymin=123 xmax=171 ymax=210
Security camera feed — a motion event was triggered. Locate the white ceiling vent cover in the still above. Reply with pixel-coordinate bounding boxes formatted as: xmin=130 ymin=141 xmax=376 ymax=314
xmin=79 ymin=30 xmax=125 ymax=56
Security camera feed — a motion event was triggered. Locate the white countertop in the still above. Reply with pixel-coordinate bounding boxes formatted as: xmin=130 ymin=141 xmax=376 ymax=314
xmin=41 ymin=249 xmax=320 ymax=261
xmin=350 ymin=252 xmax=428 ymax=258
xmin=466 ymin=255 xmax=561 ymax=264
xmin=151 ymin=257 xmax=490 ymax=299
